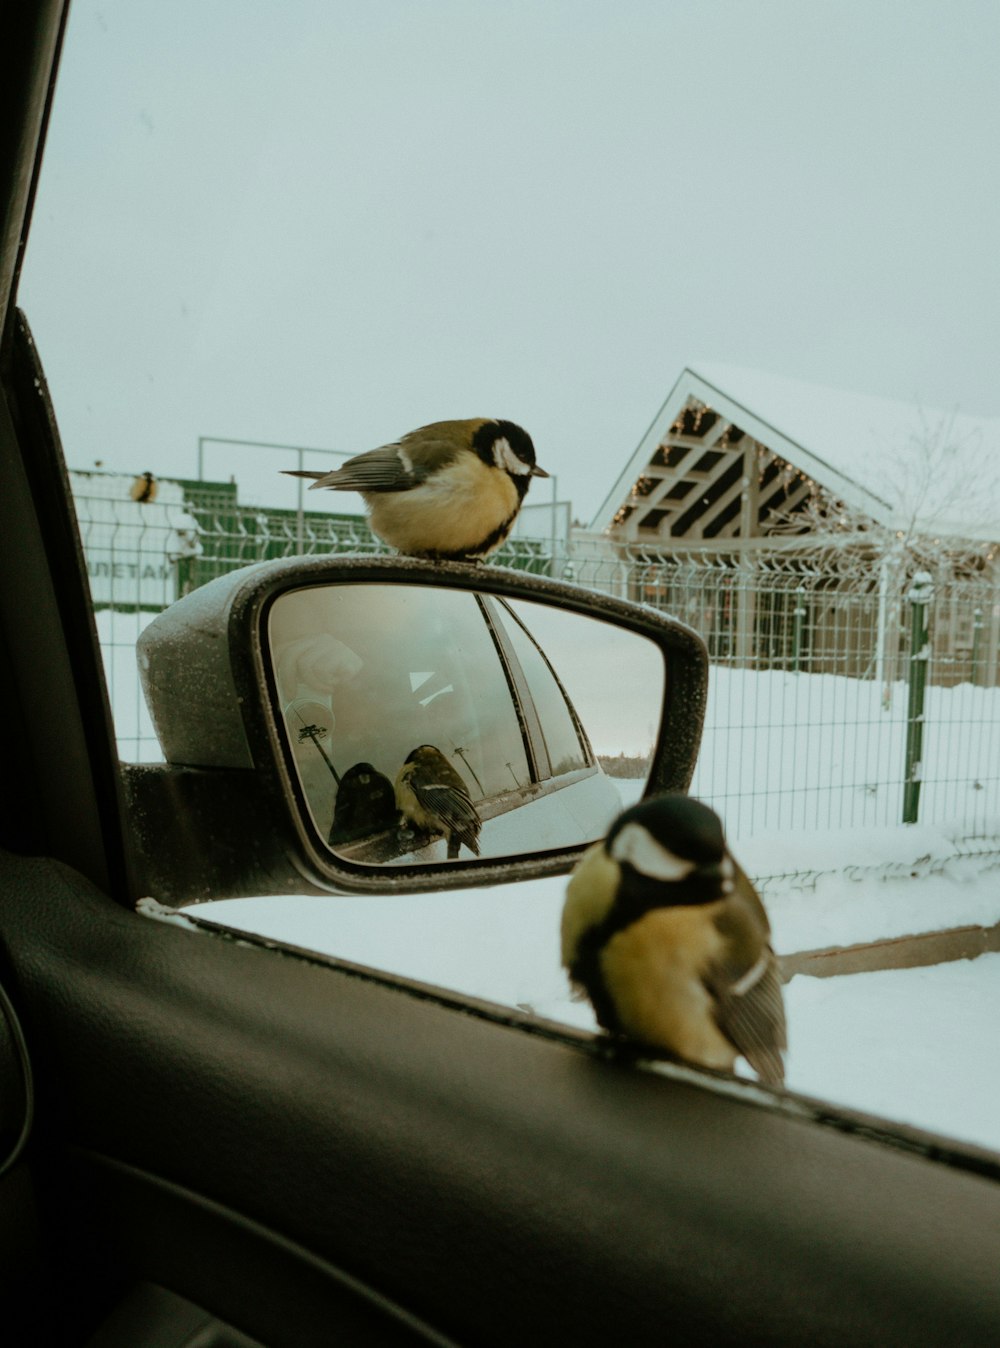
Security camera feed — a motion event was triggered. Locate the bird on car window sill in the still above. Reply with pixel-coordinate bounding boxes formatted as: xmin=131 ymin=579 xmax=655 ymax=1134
xmin=561 ymin=793 xmax=786 ymax=1087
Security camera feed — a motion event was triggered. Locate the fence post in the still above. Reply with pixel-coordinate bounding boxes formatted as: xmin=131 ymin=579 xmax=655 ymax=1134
xmin=971 ymin=607 xmax=983 ymax=686
xmin=735 ymin=556 xmax=756 ymax=669
xmin=902 ymin=571 xmax=934 ymax=824
xmin=792 ymin=587 xmax=806 ymax=672
xmin=296 ymin=447 xmax=305 ymax=553
xmin=877 ymin=554 xmax=903 ymax=710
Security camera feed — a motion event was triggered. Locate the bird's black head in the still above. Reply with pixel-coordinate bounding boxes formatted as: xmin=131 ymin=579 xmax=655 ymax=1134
xmin=329 ymin=761 xmax=397 ymax=845
xmin=608 ymin=794 xmax=725 ymax=864
xmin=605 ymin=794 xmax=730 ymax=907
xmin=472 ymin=420 xmax=548 ymax=495
xmin=404 ymin=744 xmax=440 ymax=765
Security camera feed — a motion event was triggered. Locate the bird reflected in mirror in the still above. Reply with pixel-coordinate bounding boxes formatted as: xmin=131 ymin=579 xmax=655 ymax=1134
xmin=561 ymin=794 xmax=786 ymax=1086
xmin=281 ymin=419 xmax=548 ymax=561
xmin=329 ymin=761 xmax=397 ymax=846
xmin=395 ymin=744 xmax=482 ymax=859
xmin=130 ymin=470 xmax=157 ymax=503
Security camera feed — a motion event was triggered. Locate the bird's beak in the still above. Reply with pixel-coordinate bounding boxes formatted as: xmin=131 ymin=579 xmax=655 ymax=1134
xmin=531 ymin=464 xmax=550 ymax=478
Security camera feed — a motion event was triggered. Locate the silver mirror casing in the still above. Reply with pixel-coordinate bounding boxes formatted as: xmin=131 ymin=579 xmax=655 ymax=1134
xmin=128 ymin=555 xmax=708 ymax=899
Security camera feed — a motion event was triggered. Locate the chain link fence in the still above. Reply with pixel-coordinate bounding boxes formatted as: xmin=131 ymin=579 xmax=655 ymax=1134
xmin=72 ymin=473 xmax=1000 ymax=843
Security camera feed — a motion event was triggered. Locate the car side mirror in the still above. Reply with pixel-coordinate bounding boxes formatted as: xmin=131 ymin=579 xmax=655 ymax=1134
xmin=126 ymin=556 xmax=707 ymax=899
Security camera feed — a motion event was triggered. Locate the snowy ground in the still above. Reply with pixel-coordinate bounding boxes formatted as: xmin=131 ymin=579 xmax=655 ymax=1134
xmin=693 ymin=662 xmax=1000 ymax=839
xmin=784 ymin=956 xmax=1000 ymax=1150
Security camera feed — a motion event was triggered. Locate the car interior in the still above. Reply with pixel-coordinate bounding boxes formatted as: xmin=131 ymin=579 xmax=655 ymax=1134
xmin=2 ymin=3 xmax=999 ymax=1345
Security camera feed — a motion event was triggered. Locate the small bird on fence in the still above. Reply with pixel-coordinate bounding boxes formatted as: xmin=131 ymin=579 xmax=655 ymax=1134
xmin=561 ymin=794 xmax=786 ymax=1085
xmin=130 ymin=470 xmax=158 ymax=503
xmin=395 ymin=744 xmax=483 ymax=859
xmin=281 ymin=419 xmax=548 ymax=561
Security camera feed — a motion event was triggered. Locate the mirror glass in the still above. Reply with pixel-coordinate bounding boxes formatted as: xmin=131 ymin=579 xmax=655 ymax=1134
xmin=267 ymin=584 xmax=665 ymax=865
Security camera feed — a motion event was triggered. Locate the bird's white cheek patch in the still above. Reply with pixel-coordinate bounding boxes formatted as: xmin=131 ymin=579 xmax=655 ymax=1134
xmin=396 ymin=446 xmax=414 ymax=475
xmin=494 ymin=437 xmax=530 ymax=476
xmin=610 ymin=823 xmax=695 ymax=882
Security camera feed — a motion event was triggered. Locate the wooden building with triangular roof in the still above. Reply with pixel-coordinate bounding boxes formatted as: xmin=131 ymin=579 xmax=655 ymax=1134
xmin=591 ymin=363 xmax=1000 ymax=547
xmin=583 ymin=365 xmax=1000 ymax=683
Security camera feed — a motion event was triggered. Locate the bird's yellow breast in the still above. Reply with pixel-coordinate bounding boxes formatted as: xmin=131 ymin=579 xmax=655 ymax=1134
xmin=367 ymin=454 xmax=519 ymax=556
xmin=561 ymin=842 xmax=618 ymax=970
xmin=599 ymin=905 xmax=736 ymax=1070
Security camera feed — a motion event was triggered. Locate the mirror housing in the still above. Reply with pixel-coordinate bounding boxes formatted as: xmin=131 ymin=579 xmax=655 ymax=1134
xmin=126 ymin=555 xmax=708 ymax=900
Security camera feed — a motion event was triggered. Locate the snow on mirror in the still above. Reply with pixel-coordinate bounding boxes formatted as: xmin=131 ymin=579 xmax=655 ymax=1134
xmin=267 ymin=584 xmax=665 ymax=866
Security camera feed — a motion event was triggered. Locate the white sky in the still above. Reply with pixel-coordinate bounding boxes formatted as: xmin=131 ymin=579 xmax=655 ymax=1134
xmin=20 ymin=0 xmax=1000 ymax=524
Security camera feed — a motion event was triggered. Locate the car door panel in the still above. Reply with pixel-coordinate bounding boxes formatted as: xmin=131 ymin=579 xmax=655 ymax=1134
xmin=86 ymin=1282 xmax=269 ymax=1348
xmin=3 ymin=849 xmax=1000 ymax=1346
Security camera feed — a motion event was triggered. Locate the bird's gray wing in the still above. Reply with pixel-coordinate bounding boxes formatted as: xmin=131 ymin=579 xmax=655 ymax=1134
xmin=282 ymin=445 xmax=432 ymax=494
xmin=706 ymin=949 xmax=787 ymax=1087
xmin=410 ymin=780 xmax=482 ymax=854
xmin=706 ymin=877 xmax=787 ymax=1086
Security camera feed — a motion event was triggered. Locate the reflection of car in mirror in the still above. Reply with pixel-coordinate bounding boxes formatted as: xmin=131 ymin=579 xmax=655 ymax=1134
xmin=267 ymin=583 xmax=635 ymax=865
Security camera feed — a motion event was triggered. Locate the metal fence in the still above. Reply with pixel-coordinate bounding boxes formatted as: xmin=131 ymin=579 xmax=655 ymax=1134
xmin=637 ymin=554 xmax=1000 ymax=840
xmin=72 ymin=474 xmax=1000 ymax=843
xmin=74 ymin=471 xmax=552 ymax=765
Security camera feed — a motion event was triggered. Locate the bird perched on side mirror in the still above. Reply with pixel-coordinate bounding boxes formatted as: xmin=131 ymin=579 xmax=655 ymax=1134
xmin=561 ymin=794 xmax=786 ymax=1085
xmin=395 ymin=744 xmax=483 ymax=860
xmin=282 ymin=418 xmax=548 ymax=561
